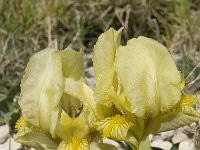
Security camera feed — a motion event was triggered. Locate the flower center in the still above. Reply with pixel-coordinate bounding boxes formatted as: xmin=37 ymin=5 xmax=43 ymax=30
xmin=57 ymin=137 xmax=89 ymax=150
xmin=15 ymin=117 xmax=28 ymax=130
xmin=102 ymin=115 xmax=128 ymax=138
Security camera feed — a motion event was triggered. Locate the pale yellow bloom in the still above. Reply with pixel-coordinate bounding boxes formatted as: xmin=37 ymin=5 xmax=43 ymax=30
xmin=93 ymin=28 xmax=200 ymax=149
xmin=15 ymin=48 xmax=97 ymax=150
xmin=15 ymin=28 xmax=200 ymax=150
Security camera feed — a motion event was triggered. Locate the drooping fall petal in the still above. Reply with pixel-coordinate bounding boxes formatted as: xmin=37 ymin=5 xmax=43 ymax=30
xmin=57 ymin=137 xmax=89 ymax=150
xmin=156 ymin=95 xmax=200 ymax=132
xmin=15 ymin=118 xmax=58 ymax=150
xmin=94 ymin=115 xmax=137 ymax=148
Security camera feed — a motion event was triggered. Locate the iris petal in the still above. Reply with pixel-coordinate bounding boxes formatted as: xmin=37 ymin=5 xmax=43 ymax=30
xmin=15 ymin=118 xmax=58 ymax=150
xmin=115 ymin=37 xmax=182 ymax=117
xmin=94 ymin=115 xmax=137 ymax=147
xmin=57 ymin=138 xmax=89 ymax=150
xmin=61 ymin=48 xmax=85 ymax=80
xmin=93 ymin=28 xmax=123 ymax=103
xmin=19 ymin=49 xmax=64 ymax=135
xmin=157 ymin=95 xmax=200 ymax=132
xmin=55 ymin=78 xmax=96 ymax=140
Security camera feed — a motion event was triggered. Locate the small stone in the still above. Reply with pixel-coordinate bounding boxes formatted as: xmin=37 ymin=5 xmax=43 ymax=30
xmin=197 ymin=94 xmax=200 ymax=100
xmin=84 ymin=54 xmax=93 ymax=68
xmin=151 ymin=139 xmax=172 ymax=150
xmin=172 ymin=131 xmax=188 ymax=144
xmin=160 ymin=130 xmax=174 ymax=140
xmin=151 ymin=134 xmax=161 ymax=141
xmin=190 ymin=122 xmax=196 ymax=128
xmin=0 ymin=125 xmax=9 ymax=143
xmin=0 ymin=138 xmax=21 ymax=150
xmin=86 ymin=77 xmax=96 ymax=88
xmin=103 ymin=139 xmax=122 ymax=150
xmin=179 ymin=139 xmax=195 ymax=150
xmin=85 ymin=67 xmax=95 ymax=78
xmin=149 ymin=134 xmax=153 ymax=142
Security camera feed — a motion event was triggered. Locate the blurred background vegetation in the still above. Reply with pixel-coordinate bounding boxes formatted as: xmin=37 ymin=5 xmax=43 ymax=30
xmin=0 ymin=0 xmax=200 ymax=138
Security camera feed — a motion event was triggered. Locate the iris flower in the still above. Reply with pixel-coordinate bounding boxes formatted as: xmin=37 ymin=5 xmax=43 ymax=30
xmin=93 ymin=28 xmax=200 ymax=149
xmin=15 ymin=28 xmax=200 ymax=150
xmin=15 ymin=48 xmax=98 ymax=150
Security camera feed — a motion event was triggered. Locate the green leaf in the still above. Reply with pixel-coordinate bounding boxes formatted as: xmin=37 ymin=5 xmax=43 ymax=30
xmin=170 ymin=143 xmax=179 ymax=150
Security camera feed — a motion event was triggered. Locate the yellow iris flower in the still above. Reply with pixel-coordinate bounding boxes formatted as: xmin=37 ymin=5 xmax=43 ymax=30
xmin=15 ymin=48 xmax=98 ymax=150
xmin=15 ymin=28 xmax=200 ymax=150
xmin=93 ymin=28 xmax=200 ymax=149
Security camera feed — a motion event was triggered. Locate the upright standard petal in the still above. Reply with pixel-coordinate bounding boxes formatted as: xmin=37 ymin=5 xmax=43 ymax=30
xmin=115 ymin=37 xmax=182 ymax=117
xmin=93 ymin=28 xmax=123 ymax=102
xmin=19 ymin=49 xmax=64 ymax=135
xmin=60 ymin=48 xmax=85 ymax=119
xmin=61 ymin=48 xmax=85 ymax=80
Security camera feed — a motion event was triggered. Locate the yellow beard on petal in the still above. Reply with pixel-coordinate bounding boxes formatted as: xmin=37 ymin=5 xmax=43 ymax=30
xmin=71 ymin=137 xmax=80 ymax=149
xmin=15 ymin=117 xmax=28 ymax=131
xmin=102 ymin=115 xmax=127 ymax=138
xmin=57 ymin=137 xmax=89 ymax=150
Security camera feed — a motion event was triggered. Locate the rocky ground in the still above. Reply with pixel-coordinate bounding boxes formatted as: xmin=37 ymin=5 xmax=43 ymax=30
xmin=0 ymin=123 xmax=198 ymax=150
xmin=0 ymin=54 xmax=199 ymax=150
